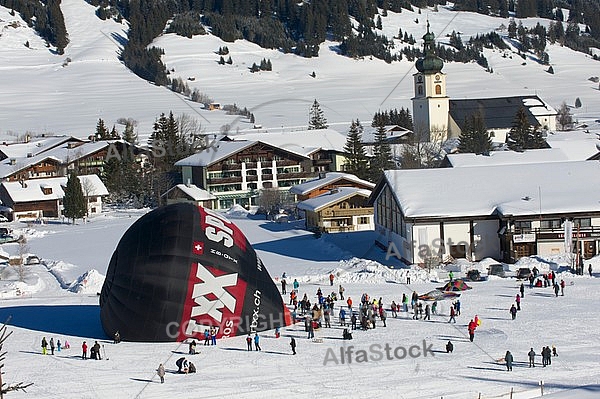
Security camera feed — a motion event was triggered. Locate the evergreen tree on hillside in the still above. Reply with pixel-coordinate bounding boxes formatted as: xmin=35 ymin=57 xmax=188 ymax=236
xmin=457 ymin=112 xmax=492 ymax=155
xmin=95 ymin=119 xmax=110 ymax=140
xmin=62 ymin=173 xmax=87 ymax=224
xmin=122 ymin=121 xmax=138 ymax=144
xmin=527 ymin=126 xmax=548 ymax=149
xmin=343 ymin=119 xmax=368 ymax=179
xmin=308 ymin=99 xmax=328 ymax=130
xmin=369 ymin=123 xmax=394 ymax=183
xmin=149 ymin=111 xmax=180 ymax=172
xmin=506 ymin=108 xmax=532 ymax=152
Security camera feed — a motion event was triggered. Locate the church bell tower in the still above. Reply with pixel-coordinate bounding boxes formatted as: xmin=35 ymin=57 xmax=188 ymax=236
xmin=411 ymin=23 xmax=449 ymax=142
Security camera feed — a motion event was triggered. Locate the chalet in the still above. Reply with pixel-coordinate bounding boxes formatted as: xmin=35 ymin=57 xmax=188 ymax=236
xmin=370 ymin=161 xmax=600 ymax=265
xmin=362 ymin=125 xmax=413 ymax=158
xmin=175 ymin=140 xmax=317 ymax=210
xmin=297 ymin=187 xmax=374 ymax=233
xmin=289 ymin=172 xmax=375 ymax=201
xmin=162 ymin=182 xmax=216 ymax=208
xmin=0 ymin=175 xmax=109 ymax=219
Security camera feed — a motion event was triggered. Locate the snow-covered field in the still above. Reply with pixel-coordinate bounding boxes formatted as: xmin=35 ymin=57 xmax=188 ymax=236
xmin=0 ymin=210 xmax=599 ymax=398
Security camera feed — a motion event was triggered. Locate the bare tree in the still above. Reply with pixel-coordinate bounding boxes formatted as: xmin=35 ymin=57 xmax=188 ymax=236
xmin=400 ymin=125 xmax=446 ymax=169
xmin=12 ymin=236 xmax=29 ymax=282
xmin=556 ymin=102 xmax=573 ymax=131
xmin=257 ymin=188 xmax=286 ymax=219
xmin=0 ymin=317 xmax=33 ymax=397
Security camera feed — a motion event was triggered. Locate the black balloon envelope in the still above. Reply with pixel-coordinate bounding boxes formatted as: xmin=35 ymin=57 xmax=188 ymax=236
xmin=100 ymin=203 xmax=291 ymax=342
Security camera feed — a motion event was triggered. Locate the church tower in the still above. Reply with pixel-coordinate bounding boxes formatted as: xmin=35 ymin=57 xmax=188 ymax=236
xmin=411 ymin=23 xmax=449 ymax=142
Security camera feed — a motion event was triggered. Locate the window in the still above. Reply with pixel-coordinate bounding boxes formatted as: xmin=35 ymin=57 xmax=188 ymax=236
xmin=574 ymin=218 xmax=591 ymax=228
xmin=417 ymin=85 xmax=423 ymax=95
xmin=514 ymin=221 xmax=531 ymax=232
xmin=435 ymin=84 xmax=441 ymax=95
xmin=540 ymin=219 xmax=561 ymax=229
xmin=358 ymin=217 xmax=369 ymax=224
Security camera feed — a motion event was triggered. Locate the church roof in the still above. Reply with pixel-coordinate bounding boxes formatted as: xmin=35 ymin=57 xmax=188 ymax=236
xmin=449 ymin=95 xmax=554 ymax=131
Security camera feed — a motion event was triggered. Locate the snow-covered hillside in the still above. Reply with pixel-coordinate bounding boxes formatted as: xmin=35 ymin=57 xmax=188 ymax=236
xmin=1 ymin=1 xmax=600 ymax=140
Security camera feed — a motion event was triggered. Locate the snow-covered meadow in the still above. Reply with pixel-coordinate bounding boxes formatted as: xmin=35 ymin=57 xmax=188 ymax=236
xmin=0 ymin=209 xmax=599 ymax=398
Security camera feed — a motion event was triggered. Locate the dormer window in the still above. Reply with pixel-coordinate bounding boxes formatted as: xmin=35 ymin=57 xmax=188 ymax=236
xmin=41 ymin=186 xmax=53 ymax=195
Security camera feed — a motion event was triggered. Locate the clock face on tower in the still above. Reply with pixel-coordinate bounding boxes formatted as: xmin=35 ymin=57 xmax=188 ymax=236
xmin=435 ymin=74 xmax=440 ymax=81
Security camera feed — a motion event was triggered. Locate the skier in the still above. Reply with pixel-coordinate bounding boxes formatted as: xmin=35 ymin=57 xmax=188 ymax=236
xmin=339 ymin=284 xmax=345 ymax=300
xmin=281 ymin=278 xmax=287 ymax=295
xmin=49 ymin=338 xmax=55 ymax=355
xmin=446 ymin=341 xmax=454 ymax=353
xmin=82 ymin=341 xmax=88 ymax=360
xmin=290 ymin=337 xmax=296 ymax=355
xmin=324 ymin=309 xmax=331 ymax=328
xmin=560 ymin=279 xmax=566 ymax=296
xmin=505 ymin=351 xmax=513 ymax=371
xmin=528 ymin=348 xmax=536 ymax=367
xmin=468 ymin=319 xmax=477 ymax=342
xmin=520 ymin=283 xmax=525 ymax=298
xmin=515 ymin=294 xmax=521 ymax=311
xmin=246 ymin=334 xmax=252 ymax=351
xmin=41 ymin=337 xmax=48 ymax=355
xmin=448 ymin=305 xmax=457 ymax=323
xmin=510 ymin=304 xmax=518 ymax=320
xmin=254 ymin=333 xmax=261 ymax=351
xmin=157 ymin=363 xmax=165 ymax=383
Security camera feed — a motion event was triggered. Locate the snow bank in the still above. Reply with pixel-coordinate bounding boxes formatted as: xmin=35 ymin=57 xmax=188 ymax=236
xmin=0 ymin=270 xmax=43 ymax=298
xmin=67 ymin=269 xmax=105 ymax=294
xmin=294 ymin=257 xmax=432 ymax=285
xmin=44 ymin=260 xmax=104 ymax=293
xmin=224 ymin=204 xmax=249 ymax=218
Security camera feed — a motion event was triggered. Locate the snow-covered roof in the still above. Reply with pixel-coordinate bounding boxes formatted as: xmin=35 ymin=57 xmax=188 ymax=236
xmin=163 ymin=184 xmax=216 ymax=201
xmin=381 ymin=161 xmax=600 ymax=219
xmin=445 ymin=148 xmax=570 ymax=167
xmin=289 ymin=172 xmax=375 ymax=195
xmin=546 ymin=131 xmax=600 ymax=160
xmin=0 ymin=136 xmax=79 ymax=159
xmin=230 ymin=128 xmax=347 ymax=156
xmin=362 ymin=125 xmax=412 ymax=144
xmin=2 ymin=175 xmax=108 ymax=203
xmin=297 ymin=187 xmax=372 ymax=212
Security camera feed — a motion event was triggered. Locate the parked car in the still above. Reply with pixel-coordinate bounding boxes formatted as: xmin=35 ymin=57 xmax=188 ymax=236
xmin=466 ymin=269 xmax=482 ymax=281
xmin=25 ymin=255 xmax=41 ymax=265
xmin=487 ymin=264 xmax=506 ymax=278
xmin=516 ymin=267 xmax=532 ymax=279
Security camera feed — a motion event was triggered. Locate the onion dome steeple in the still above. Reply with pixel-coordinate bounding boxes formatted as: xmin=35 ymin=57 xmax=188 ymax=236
xmin=415 ymin=22 xmax=444 ymax=74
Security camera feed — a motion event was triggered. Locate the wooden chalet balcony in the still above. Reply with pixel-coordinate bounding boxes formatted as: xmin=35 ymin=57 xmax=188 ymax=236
xmin=313 ymin=158 xmax=332 ymax=166
xmin=33 ymin=165 xmax=57 ymax=173
xmin=244 ymin=162 xmax=257 ymax=169
xmin=207 ymin=176 xmax=243 ymax=184
xmin=322 ymin=208 xmax=373 ymax=217
xmin=276 ymin=160 xmax=298 ymax=167
xmin=277 ymin=172 xmax=313 ymax=180
xmin=245 ymin=175 xmax=258 ymax=182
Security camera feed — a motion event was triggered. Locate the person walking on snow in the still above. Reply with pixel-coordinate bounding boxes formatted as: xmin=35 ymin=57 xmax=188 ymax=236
xmin=589 ymin=264 xmax=593 ymax=277
xmin=41 ymin=337 xmax=48 ymax=355
xmin=81 ymin=341 xmax=88 ymax=360
xmin=254 ymin=333 xmax=261 ymax=351
xmin=339 ymin=308 xmax=347 ymax=326
xmin=329 ymin=273 xmax=335 ymax=286
xmin=49 ymin=338 xmax=55 ymax=355
xmin=553 ymin=282 xmax=560 ymax=297
xmin=505 ymin=351 xmax=514 ymax=371
xmin=448 ymin=271 xmax=454 ymax=282
xmin=520 ymin=283 xmax=525 ymax=298
xmin=560 ymin=279 xmax=566 ymax=296
xmin=157 ymin=363 xmax=165 ymax=383
xmin=515 ymin=294 xmax=521 ymax=311
xmin=57 ymin=339 xmax=62 ymax=352
xmin=338 ymin=284 xmax=345 ymax=300
xmin=281 ymin=278 xmax=287 ymax=295
xmin=448 ymin=305 xmax=457 ymax=323
xmin=293 ymin=279 xmax=299 ymax=293
xmin=468 ymin=319 xmax=477 ymax=342
xmin=510 ymin=304 xmax=518 ymax=320
xmin=290 ymin=337 xmax=296 ymax=355
xmin=528 ymin=348 xmax=536 ymax=367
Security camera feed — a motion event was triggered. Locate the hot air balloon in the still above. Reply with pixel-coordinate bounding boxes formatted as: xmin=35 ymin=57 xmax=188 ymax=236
xmin=99 ymin=203 xmax=291 ymax=342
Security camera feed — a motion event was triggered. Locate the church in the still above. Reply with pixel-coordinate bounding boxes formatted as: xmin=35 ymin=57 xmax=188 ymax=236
xmin=411 ymin=24 xmax=557 ymax=143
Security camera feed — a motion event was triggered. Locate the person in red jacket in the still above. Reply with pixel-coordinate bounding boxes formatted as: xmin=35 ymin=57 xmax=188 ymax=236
xmin=329 ymin=273 xmax=335 ymax=286
xmin=346 ymin=297 xmax=353 ymax=310
xmin=82 ymin=341 xmax=88 ymax=360
xmin=468 ymin=320 xmax=477 ymax=342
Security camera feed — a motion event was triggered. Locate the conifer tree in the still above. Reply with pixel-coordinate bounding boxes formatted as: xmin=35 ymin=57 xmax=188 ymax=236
xmin=122 ymin=121 xmax=138 ymax=145
xmin=458 ymin=112 xmax=493 ymax=154
xmin=527 ymin=126 xmax=548 ymax=149
xmin=369 ymin=123 xmax=394 ymax=182
xmin=308 ymin=99 xmax=328 ymax=130
xmin=343 ymin=119 xmax=368 ymax=179
xmin=95 ymin=118 xmax=110 ymax=140
xmin=506 ymin=108 xmax=532 ymax=152
xmin=62 ymin=173 xmax=87 ymax=224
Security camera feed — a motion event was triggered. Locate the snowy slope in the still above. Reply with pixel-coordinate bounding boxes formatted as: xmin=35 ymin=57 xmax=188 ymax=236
xmin=2 ymin=2 xmax=600 ymax=140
